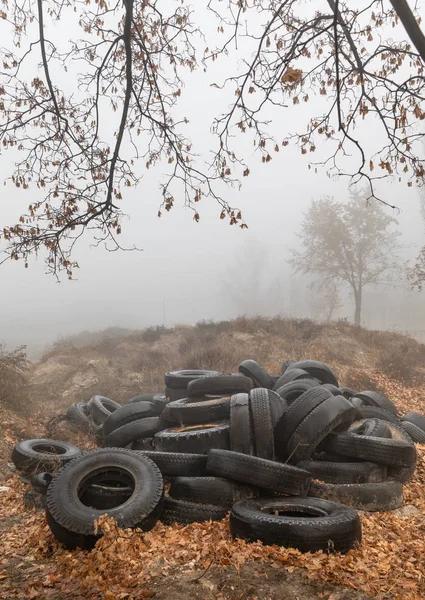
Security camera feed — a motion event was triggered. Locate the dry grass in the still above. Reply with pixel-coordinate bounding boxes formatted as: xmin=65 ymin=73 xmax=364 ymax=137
xmin=22 ymin=315 xmax=425 ymax=416
xmin=0 ymin=344 xmax=29 ymax=412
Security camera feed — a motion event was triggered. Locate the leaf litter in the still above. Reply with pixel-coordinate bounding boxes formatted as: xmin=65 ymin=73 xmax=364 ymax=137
xmin=1 ymin=373 xmax=425 ymax=599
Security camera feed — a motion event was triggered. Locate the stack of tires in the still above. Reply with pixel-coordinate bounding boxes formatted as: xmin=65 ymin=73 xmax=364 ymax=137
xmin=11 ymin=359 xmax=422 ymax=555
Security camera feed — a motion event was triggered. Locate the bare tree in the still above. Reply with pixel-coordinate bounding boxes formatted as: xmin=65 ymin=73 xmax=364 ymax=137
xmin=289 ymin=190 xmax=403 ymax=326
xmin=1 ymin=1 xmax=425 ymax=276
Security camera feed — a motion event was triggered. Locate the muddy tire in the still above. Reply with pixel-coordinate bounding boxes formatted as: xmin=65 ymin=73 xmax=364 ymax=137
xmin=154 ymin=422 xmax=230 ymax=454
xmin=308 ymin=480 xmax=403 ymax=512
xmin=163 ymin=396 xmax=231 ymax=425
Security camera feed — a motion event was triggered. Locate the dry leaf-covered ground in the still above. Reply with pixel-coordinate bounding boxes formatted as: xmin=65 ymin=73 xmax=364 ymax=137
xmin=2 ymin=322 xmax=425 ymax=599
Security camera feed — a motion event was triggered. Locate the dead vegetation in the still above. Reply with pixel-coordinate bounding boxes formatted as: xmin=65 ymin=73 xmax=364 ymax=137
xmin=0 ymin=344 xmax=29 ymax=412
xmin=21 ymin=317 xmax=425 ymax=417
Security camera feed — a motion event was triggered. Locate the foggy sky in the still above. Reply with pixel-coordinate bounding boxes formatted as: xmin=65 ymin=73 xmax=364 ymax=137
xmin=1 ymin=2 xmax=424 ymax=357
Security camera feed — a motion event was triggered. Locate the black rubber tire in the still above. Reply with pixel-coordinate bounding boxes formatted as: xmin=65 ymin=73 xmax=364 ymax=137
xmin=230 ymin=497 xmax=361 ymax=553
xmin=66 ymin=402 xmax=95 ymax=433
xmin=165 ymin=387 xmax=188 ymax=402
xmin=274 ymin=387 xmax=332 ymax=460
xmin=207 ymin=449 xmax=311 ymax=495
xmin=46 ymin=448 xmax=163 ymax=549
xmin=11 ymin=439 xmax=82 ymax=475
xmin=402 ymin=412 xmax=425 ymax=432
xmin=80 ymin=483 xmax=133 ymax=510
xmin=285 ymin=360 xmax=339 ymax=386
xmin=154 ymin=422 xmax=230 ymax=454
xmin=103 ymin=402 xmax=162 ymax=437
xmin=400 ymin=421 xmax=425 ymax=444
xmin=103 ymin=417 xmax=165 ymax=448
xmin=266 ymin=389 xmax=287 ymax=426
xmin=353 ymin=391 xmax=398 ymax=416
xmin=87 ymin=396 xmax=121 ymax=425
xmin=161 ymin=497 xmax=228 ymax=525
xmin=249 ymin=388 xmax=274 ymax=460
xmin=296 ymin=460 xmax=387 ymax=484
xmin=356 ymin=405 xmax=399 ymax=424
xmin=164 ymin=370 xmax=221 ymax=390
xmin=31 ymin=472 xmax=53 ymax=495
xmin=238 ymin=360 xmax=273 ymax=389
xmin=128 ymin=393 xmax=168 ymax=407
xmin=385 ymin=423 xmax=417 ymax=482
xmin=169 ymin=476 xmax=257 ymax=507
xmin=322 ymin=384 xmax=340 ymax=395
xmin=275 ymin=379 xmax=320 ymax=403
xmin=324 ymin=431 xmax=416 ymax=467
xmin=285 ymin=396 xmax=358 ymax=463
xmin=273 ymin=369 xmax=316 ymax=387
xmin=348 ymin=418 xmax=392 ymax=439
xmin=308 ymin=480 xmax=403 ymax=512
xmin=134 ymin=451 xmax=207 ymax=477
xmin=187 ymin=375 xmax=253 ymax=397
xmin=163 ymin=396 xmax=231 ymax=425
xmin=281 ymin=360 xmax=296 ymax=374
xmin=229 ymin=393 xmax=253 ymax=455
xmin=339 ymin=387 xmax=358 ymax=399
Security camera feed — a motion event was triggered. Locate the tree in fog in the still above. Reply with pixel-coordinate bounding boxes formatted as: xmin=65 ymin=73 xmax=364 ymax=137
xmin=290 ymin=191 xmax=402 ymax=326
xmin=1 ymin=1 xmax=425 ymax=276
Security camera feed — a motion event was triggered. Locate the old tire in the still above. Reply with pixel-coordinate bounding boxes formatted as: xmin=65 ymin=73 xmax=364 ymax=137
xmin=324 ymin=431 xmax=416 ymax=467
xmin=11 ymin=439 xmax=81 ymax=475
xmin=207 ymin=449 xmax=311 ymax=495
xmin=353 ymin=391 xmax=398 ymax=416
xmin=169 ymin=476 xmax=257 ymax=507
xmin=230 ymin=497 xmax=361 ymax=553
xmin=187 ymin=375 xmax=253 ymax=397
xmin=163 ymin=396 xmax=231 ymax=425
xmin=134 ymin=451 xmax=207 ymax=477
xmin=296 ymin=460 xmax=387 ymax=484
xmin=249 ymin=388 xmax=274 ymax=460
xmin=238 ymin=360 xmax=273 ymax=389
xmin=164 ymin=370 xmax=221 ymax=390
xmin=400 ymin=421 xmax=425 ymax=444
xmin=154 ymin=422 xmax=230 ymax=454
xmin=31 ymin=472 xmax=53 ymax=495
xmin=286 ymin=360 xmax=339 ymax=386
xmin=46 ymin=448 xmax=163 ymax=549
xmin=308 ymin=480 xmax=403 ymax=512
xmin=103 ymin=417 xmax=165 ymax=448
xmin=87 ymin=396 xmax=121 ymax=425
xmin=229 ymin=394 xmax=253 ymax=455
xmin=161 ymin=497 xmax=228 ymax=525
xmin=103 ymin=402 xmax=163 ymax=437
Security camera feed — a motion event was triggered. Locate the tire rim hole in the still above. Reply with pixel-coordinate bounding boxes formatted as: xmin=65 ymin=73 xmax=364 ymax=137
xmin=78 ymin=468 xmax=135 ymax=508
xmin=261 ymin=504 xmax=327 ymax=518
xmin=32 ymin=444 xmax=66 ymax=455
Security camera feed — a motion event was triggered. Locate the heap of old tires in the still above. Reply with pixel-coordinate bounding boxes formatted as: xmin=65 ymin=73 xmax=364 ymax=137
xmin=11 ymin=359 xmax=422 ymax=555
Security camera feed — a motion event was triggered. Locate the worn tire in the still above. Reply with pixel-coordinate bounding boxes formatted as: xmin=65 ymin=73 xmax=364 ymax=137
xmin=308 ymin=480 xmax=403 ymax=512
xmin=187 ymin=375 xmax=253 ymax=397
xmin=238 ymin=360 xmax=273 ymax=389
xmin=131 ymin=437 xmax=154 ymax=450
xmin=285 ymin=396 xmax=358 ymax=463
xmin=87 ymin=396 xmax=121 ymax=425
xmin=275 ymin=379 xmax=320 ymax=403
xmin=164 ymin=370 xmax=221 ymax=390
xmin=286 ymin=360 xmax=339 ymax=386
xmin=46 ymin=448 xmax=163 ymax=549
xmin=353 ymin=391 xmax=398 ymax=416
xmin=165 ymin=387 xmax=188 ymax=402
xmin=230 ymin=497 xmax=361 ymax=553
xmin=103 ymin=417 xmax=165 ymax=448
xmin=229 ymin=394 xmax=253 ymax=455
xmin=297 ymin=460 xmax=387 ymax=484
xmin=324 ymin=431 xmax=416 ymax=467
xmin=249 ymin=388 xmax=274 ymax=460
xmin=103 ymin=402 xmax=163 ymax=437
xmin=163 ymin=396 xmax=231 ymax=425
xmin=11 ymin=439 xmax=82 ymax=475
xmin=402 ymin=412 xmax=425 ymax=432
xmin=356 ymin=405 xmax=399 ymax=424
xmin=274 ymin=387 xmax=332 ymax=460
xmin=134 ymin=450 xmax=207 ymax=477
xmin=273 ymin=369 xmax=316 ymax=387
xmin=348 ymin=418 xmax=392 ymax=439
xmin=322 ymin=384 xmax=340 ymax=395
xmin=161 ymin=497 xmax=228 ymax=525
xmin=385 ymin=423 xmax=417 ymax=482
xmin=128 ymin=393 xmax=168 ymax=408
xmin=207 ymin=449 xmax=311 ymax=495
xmin=31 ymin=472 xmax=53 ymax=495
xmin=169 ymin=476 xmax=257 ymax=507
xmin=66 ymin=402 xmax=95 ymax=432
xmin=154 ymin=422 xmax=230 ymax=454
xmin=400 ymin=421 xmax=425 ymax=444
